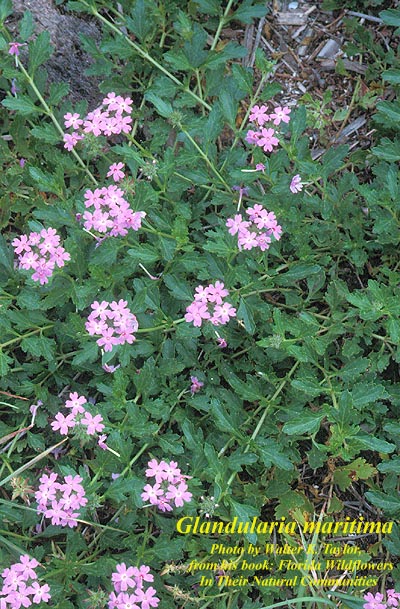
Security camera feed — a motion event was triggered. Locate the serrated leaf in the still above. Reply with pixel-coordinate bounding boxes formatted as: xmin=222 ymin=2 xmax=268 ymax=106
xmin=29 ymin=167 xmax=61 ymax=195
xmin=145 ymin=92 xmax=173 ymax=118
xmin=0 ymin=0 xmax=12 ymax=21
xmin=19 ymin=10 xmax=34 ymax=41
xmin=380 ymin=8 xmax=400 ymax=27
xmin=48 ymin=82 xmax=70 ymax=106
xmin=283 ymin=413 xmax=324 ymax=436
xmin=163 ymin=274 xmax=192 ymax=300
xmin=365 ymin=490 xmax=400 ymax=515
xmin=193 ymin=0 xmax=221 ymax=15
xmin=2 ymin=96 xmax=41 ymax=116
xmin=30 ymin=123 xmax=60 ymax=144
xmin=356 ymin=435 xmax=395 ymax=454
xmin=237 ymin=298 xmax=255 ymax=334
xmin=28 ymin=31 xmax=53 ymax=74
xmin=256 ymin=438 xmax=293 ymax=470
xmin=0 ymin=352 xmax=13 ymax=376
xmin=127 ymin=0 xmax=154 ymax=41
xmin=372 ymin=138 xmax=400 ymax=161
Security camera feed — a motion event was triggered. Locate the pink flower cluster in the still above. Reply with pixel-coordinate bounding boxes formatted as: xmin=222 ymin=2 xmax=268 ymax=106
xmin=63 ymin=92 xmax=133 ymax=151
xmin=141 ymin=459 xmax=192 ymax=513
xmin=86 ymin=299 xmax=138 ymax=352
xmin=190 ymin=376 xmax=203 ymax=395
xmin=185 ymin=281 xmax=236 ymax=328
xmin=35 ymin=472 xmax=87 ymax=528
xmin=0 ymin=555 xmax=51 ymax=609
xmin=109 ymin=563 xmax=159 ymax=609
xmin=246 ymin=103 xmax=291 ymax=152
xmin=81 ymin=185 xmax=145 ymax=238
xmin=12 ymin=228 xmax=70 ymax=285
xmin=226 ymin=204 xmax=282 ymax=251
xmin=364 ymin=590 xmax=400 ymax=609
xmin=50 ymin=391 xmax=106 ymax=448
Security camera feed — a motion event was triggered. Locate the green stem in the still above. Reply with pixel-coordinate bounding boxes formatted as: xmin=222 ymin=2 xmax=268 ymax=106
xmin=15 ymin=60 xmax=97 ymax=186
xmin=83 ymin=1 xmax=212 ymax=111
xmin=182 ymin=129 xmax=230 ymax=189
xmin=210 ymin=0 xmax=236 ymax=51
xmin=0 ymin=325 xmax=54 ymax=349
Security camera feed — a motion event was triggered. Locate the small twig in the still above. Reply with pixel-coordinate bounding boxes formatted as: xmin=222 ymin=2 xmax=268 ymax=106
xmin=346 ymin=10 xmax=383 ymax=23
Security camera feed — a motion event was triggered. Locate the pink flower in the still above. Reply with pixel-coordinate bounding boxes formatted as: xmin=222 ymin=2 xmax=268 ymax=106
xmin=141 ymin=483 xmax=164 ymax=505
xmin=270 ymin=105 xmax=291 ymax=125
xmin=145 ymin=459 xmax=167 ymax=483
xmin=206 ymin=281 xmax=229 ymax=305
xmin=134 ymin=586 xmax=160 ymax=609
xmin=63 ymin=131 xmax=83 ymax=151
xmin=249 ymin=104 xmax=270 ymax=126
xmin=212 ymin=302 xmax=237 ymax=325
xmin=190 ymin=376 xmax=203 ymax=395
xmin=107 ymin=162 xmax=125 ymax=182
xmin=30 ymin=582 xmax=51 ymax=603
xmin=111 ymin=563 xmax=137 ymax=593
xmin=65 ymin=391 xmax=87 ymax=414
xmin=255 ymin=163 xmax=265 ymax=172
xmin=8 ymin=42 xmax=24 ymax=56
xmin=226 ymin=214 xmax=250 ymax=236
xmin=217 ymin=337 xmax=227 ymax=348
xmin=64 ymin=112 xmax=83 ymax=129
xmin=98 ymin=434 xmax=108 ymax=449
xmin=290 ymin=174 xmax=303 ymax=193
xmin=387 ymin=591 xmax=400 ymax=607
xmin=81 ymin=412 xmax=105 ymax=435
xmin=257 ymin=127 xmax=279 ymax=153
xmin=51 ymin=412 xmax=76 ymax=435
xmin=166 ymin=482 xmax=192 ymax=508
xmin=184 ymin=301 xmax=210 ymax=327
xmin=245 ymin=129 xmax=261 ymax=145
xmin=132 ymin=565 xmax=154 ymax=588
xmin=363 ymin=593 xmax=387 ymax=609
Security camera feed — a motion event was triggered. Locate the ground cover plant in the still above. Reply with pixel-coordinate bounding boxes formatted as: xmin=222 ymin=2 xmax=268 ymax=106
xmin=0 ymin=0 xmax=399 ymax=608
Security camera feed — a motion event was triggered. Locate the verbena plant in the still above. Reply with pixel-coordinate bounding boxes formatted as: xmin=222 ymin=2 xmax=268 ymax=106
xmin=0 ymin=0 xmax=399 ymax=608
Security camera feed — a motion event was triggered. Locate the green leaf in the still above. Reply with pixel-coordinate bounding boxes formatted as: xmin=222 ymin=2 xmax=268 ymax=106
xmin=375 ymin=100 xmax=400 ymax=128
xmin=0 ymin=351 xmax=13 ymax=376
xmin=283 ymin=413 xmax=324 ymax=436
xmin=193 ymin=0 xmax=221 ymax=15
xmin=30 ymin=123 xmax=60 ymax=144
xmin=28 ymin=31 xmax=53 ymax=74
xmin=218 ymin=86 xmax=238 ymax=126
xmin=163 ymin=274 xmax=192 ymax=301
xmin=256 ymin=438 xmax=293 ymax=470
xmin=29 ymin=166 xmax=62 ymax=195
xmin=127 ymin=0 xmax=154 ymax=41
xmin=2 ymin=96 xmax=41 ymax=116
xmin=144 ymin=92 xmax=173 ymax=118
xmin=291 ymin=377 xmax=324 ymax=398
xmin=356 ymin=435 xmax=395 ymax=454
xmin=365 ymin=490 xmax=400 ymax=515
xmin=210 ymin=399 xmax=239 ymax=436
xmin=237 ymin=298 xmax=255 ymax=335
xmin=128 ymin=243 xmax=159 ymax=266
xmin=231 ymin=64 xmax=253 ymax=94
xmin=71 ymin=342 xmax=99 ymax=367
xmin=0 ymin=233 xmax=13 ymax=273
xmin=372 ymin=138 xmax=400 ymax=162
xmin=380 ymin=8 xmax=400 ymax=27
xmin=231 ymin=0 xmax=267 ymax=24
xmin=277 ymin=263 xmax=323 ymax=286
xmin=351 ymin=383 xmax=388 ymax=407
xmin=0 ymin=0 xmax=12 ymax=22
xmin=19 ymin=10 xmax=34 ymax=41
xmin=48 ymin=82 xmax=70 ymax=106
xmin=382 ymin=68 xmax=400 ymax=84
